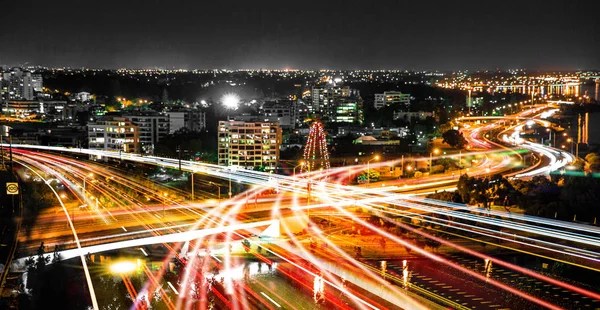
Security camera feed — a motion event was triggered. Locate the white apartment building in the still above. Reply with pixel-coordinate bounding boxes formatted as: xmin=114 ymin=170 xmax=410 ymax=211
xmin=374 ymin=91 xmax=410 ymax=109
xmin=123 ymin=112 xmax=169 ymax=154
xmin=88 ymin=116 xmax=140 ymax=153
xmin=311 ymin=86 xmax=354 ymax=113
xmin=218 ymin=120 xmax=282 ymax=171
xmin=0 ymin=68 xmax=42 ymax=101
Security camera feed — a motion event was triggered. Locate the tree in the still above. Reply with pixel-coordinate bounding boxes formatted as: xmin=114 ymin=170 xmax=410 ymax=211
xmin=358 ymin=169 xmax=380 ymax=182
xmin=584 ymin=153 xmax=600 ymax=172
xmin=442 ymin=129 xmax=468 ymax=149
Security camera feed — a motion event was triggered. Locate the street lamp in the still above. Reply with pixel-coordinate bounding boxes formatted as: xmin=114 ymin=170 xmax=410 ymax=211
xmin=228 ymin=172 xmax=233 ymax=199
xmin=162 ymin=192 xmax=168 ymax=216
xmin=567 ymin=138 xmax=573 ymax=154
xmin=367 ymin=155 xmax=380 ymax=188
xmin=293 ymin=161 xmax=305 ymax=176
xmin=430 ymin=149 xmax=440 ymax=174
xmin=191 ymin=169 xmax=197 ymax=201
xmin=83 ymin=173 xmax=94 ymax=192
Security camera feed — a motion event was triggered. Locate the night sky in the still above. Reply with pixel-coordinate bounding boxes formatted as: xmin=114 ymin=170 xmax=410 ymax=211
xmin=1 ymin=0 xmax=598 ymax=70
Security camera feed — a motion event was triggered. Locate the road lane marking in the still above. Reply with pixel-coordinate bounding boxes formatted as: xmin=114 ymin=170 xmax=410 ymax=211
xmin=260 ymin=292 xmax=282 ymax=308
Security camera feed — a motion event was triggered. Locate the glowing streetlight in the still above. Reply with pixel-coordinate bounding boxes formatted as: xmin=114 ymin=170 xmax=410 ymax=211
xmin=293 ymin=161 xmax=305 ymax=176
xmin=83 ymin=172 xmax=94 ymax=192
xmin=430 ymin=149 xmax=440 ymax=174
xmin=221 ymin=93 xmax=240 ymax=111
xmin=109 ymin=261 xmax=137 ymax=274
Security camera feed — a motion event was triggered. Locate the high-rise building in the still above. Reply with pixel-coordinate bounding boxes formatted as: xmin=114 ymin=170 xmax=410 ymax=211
xmin=166 ymin=109 xmax=206 ymax=134
xmin=123 ymin=111 xmax=169 ymax=154
xmin=88 ymin=116 xmax=140 ymax=153
xmin=218 ymin=120 xmax=282 ymax=171
xmin=333 ymin=98 xmax=363 ymax=124
xmin=0 ymin=68 xmax=41 ymax=101
xmin=374 ymin=91 xmax=410 ymax=109
xmin=31 ymin=73 xmax=43 ymax=93
xmin=311 ymin=85 xmax=358 ymax=114
xmin=262 ymin=102 xmax=293 ymax=128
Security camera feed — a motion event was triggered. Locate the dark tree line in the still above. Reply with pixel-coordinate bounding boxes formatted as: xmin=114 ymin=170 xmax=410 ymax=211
xmin=428 ymin=174 xmax=600 ymax=223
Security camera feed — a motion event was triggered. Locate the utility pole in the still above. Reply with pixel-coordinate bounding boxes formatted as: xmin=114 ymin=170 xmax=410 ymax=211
xmin=400 ymin=155 xmax=404 ymax=178
xmin=178 ymin=145 xmax=182 ymax=171
xmin=191 ymin=171 xmax=194 ymax=201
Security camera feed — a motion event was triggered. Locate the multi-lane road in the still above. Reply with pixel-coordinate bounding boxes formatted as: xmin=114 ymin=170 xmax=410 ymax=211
xmin=2 ymin=104 xmax=598 ymax=310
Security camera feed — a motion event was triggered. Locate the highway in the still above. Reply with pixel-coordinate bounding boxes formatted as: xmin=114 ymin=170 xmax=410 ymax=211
xmin=2 ymin=105 xmax=599 ymax=310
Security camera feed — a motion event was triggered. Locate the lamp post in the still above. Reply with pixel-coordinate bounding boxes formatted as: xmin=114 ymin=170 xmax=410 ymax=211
xmin=293 ymin=161 xmax=305 ymax=176
xmin=430 ymin=149 xmax=440 ymax=174
xmin=567 ymin=138 xmax=573 ymax=155
xmin=228 ymin=171 xmax=232 ymax=199
xmin=191 ymin=170 xmax=196 ymax=201
xmin=367 ymin=155 xmax=380 ymax=188
xmin=83 ymin=173 xmax=94 ymax=192
xmin=209 ymin=182 xmax=221 ymax=200
xmin=459 ymin=150 xmax=462 ymax=175
xmin=162 ymin=192 xmax=168 ymax=216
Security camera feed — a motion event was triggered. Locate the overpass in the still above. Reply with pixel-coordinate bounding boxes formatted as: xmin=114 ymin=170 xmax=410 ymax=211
xmin=12 ymin=219 xmax=280 ymax=269
xmin=459 ymin=115 xmax=552 ymax=128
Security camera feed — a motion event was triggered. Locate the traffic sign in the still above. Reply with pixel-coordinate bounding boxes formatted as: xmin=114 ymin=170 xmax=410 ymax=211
xmin=6 ymin=182 xmax=18 ymax=195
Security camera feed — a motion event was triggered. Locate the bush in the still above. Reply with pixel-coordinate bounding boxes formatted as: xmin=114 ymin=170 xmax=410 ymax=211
xmin=431 ymin=164 xmax=445 ymax=174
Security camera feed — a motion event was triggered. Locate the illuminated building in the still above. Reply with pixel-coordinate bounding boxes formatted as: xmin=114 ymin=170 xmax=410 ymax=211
xmin=374 ymin=91 xmax=410 ymax=109
xmin=88 ymin=116 xmax=140 ymax=153
xmin=0 ymin=68 xmax=42 ymax=101
xmin=218 ymin=120 xmax=282 ymax=170
xmin=311 ymin=85 xmax=359 ymax=114
xmin=3 ymin=99 xmax=66 ymax=117
xmin=333 ymin=98 xmax=363 ymax=124
xmin=123 ymin=111 xmax=169 ymax=154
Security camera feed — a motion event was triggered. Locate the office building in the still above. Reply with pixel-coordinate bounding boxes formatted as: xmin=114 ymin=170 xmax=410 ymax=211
xmin=218 ymin=120 xmax=282 ymax=171
xmin=374 ymin=91 xmax=410 ymax=109
xmin=88 ymin=116 xmax=140 ymax=153
xmin=123 ymin=111 xmax=169 ymax=153
xmin=311 ymin=85 xmax=359 ymax=114
xmin=3 ymin=99 xmax=67 ymax=117
xmin=333 ymin=98 xmax=363 ymax=124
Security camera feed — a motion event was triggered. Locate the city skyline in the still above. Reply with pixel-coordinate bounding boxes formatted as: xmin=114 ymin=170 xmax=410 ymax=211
xmin=1 ymin=2 xmax=600 ymax=309
xmin=1 ymin=0 xmax=599 ymax=70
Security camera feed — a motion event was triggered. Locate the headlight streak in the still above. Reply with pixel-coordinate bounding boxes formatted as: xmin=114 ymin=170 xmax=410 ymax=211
xmin=15 ymin=160 xmax=100 ymax=310
xmin=7 ymin=135 xmax=599 ymax=309
xmin=323 ymin=202 xmax=563 ymax=310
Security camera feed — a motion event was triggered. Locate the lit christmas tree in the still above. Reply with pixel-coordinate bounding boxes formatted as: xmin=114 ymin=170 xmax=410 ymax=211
xmin=302 ymin=121 xmax=330 ymax=172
